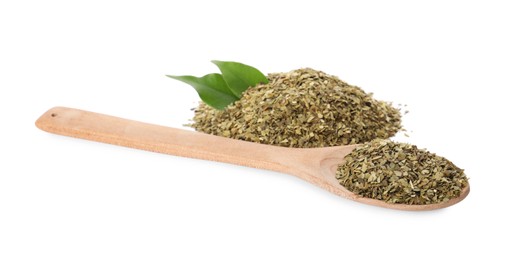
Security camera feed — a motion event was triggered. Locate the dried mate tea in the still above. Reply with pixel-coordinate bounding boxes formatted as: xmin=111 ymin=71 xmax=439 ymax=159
xmin=336 ymin=139 xmax=468 ymax=205
xmin=191 ymin=68 xmax=402 ymax=148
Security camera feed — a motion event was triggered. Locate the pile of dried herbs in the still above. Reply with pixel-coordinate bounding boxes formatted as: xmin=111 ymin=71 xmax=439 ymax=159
xmin=336 ymin=139 xmax=468 ymax=205
xmin=190 ymin=68 xmax=402 ymax=148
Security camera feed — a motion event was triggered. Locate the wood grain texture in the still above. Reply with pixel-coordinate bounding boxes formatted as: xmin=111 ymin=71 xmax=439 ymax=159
xmin=36 ymin=107 xmax=469 ymax=211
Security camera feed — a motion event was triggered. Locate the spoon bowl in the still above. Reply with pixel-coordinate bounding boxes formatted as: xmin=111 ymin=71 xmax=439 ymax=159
xmin=36 ymin=107 xmax=469 ymax=211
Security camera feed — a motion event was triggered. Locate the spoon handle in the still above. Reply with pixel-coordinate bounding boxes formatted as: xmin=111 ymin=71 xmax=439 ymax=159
xmin=35 ymin=107 xmax=306 ymax=174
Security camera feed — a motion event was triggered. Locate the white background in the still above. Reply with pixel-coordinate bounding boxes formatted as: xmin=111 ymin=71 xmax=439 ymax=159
xmin=1 ymin=1 xmax=514 ymax=259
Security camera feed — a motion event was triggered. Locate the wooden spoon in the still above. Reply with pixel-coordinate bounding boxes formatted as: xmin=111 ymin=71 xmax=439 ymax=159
xmin=35 ymin=107 xmax=469 ymax=211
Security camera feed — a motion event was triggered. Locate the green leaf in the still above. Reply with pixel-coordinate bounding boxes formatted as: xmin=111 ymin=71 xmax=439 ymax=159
xmin=212 ymin=60 xmax=268 ymax=97
xmin=166 ymin=73 xmax=239 ymax=110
